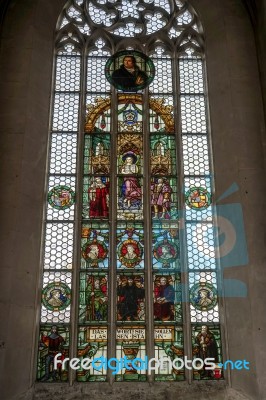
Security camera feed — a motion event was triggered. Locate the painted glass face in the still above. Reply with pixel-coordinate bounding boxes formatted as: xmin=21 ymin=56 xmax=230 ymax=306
xmin=106 ymin=51 xmax=155 ymax=92
xmin=42 ymin=282 xmax=71 ymax=311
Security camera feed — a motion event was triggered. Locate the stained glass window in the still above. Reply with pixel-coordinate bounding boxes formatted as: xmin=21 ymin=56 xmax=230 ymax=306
xmin=37 ymin=0 xmax=223 ymax=383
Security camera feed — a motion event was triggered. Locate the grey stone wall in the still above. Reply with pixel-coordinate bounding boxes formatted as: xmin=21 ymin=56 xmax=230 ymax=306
xmin=0 ymin=1 xmax=66 ymax=399
xmin=32 ymin=382 xmax=250 ymax=400
xmin=0 ymin=0 xmax=265 ymax=399
xmin=197 ymin=1 xmax=266 ymax=399
xmin=253 ymin=0 xmax=266 ymax=170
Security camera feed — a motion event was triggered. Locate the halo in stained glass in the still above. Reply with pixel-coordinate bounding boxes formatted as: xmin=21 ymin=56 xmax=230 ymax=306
xmin=190 ymin=282 xmax=218 ymax=311
xmin=42 ymin=282 xmax=71 ymax=311
xmin=82 ymin=239 xmax=108 ymax=267
xmin=185 ymin=186 xmax=211 ymax=210
xmin=122 ymin=152 xmax=138 ymax=164
xmin=48 ymin=185 xmax=75 ymax=210
xmin=105 ymin=50 xmax=155 ymax=92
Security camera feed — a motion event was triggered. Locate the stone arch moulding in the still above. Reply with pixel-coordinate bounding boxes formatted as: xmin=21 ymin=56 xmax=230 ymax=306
xmin=85 ymin=94 xmax=175 ymax=133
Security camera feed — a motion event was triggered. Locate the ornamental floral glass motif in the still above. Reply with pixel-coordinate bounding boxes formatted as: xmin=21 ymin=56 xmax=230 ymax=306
xmin=37 ymin=0 xmax=223 ymax=383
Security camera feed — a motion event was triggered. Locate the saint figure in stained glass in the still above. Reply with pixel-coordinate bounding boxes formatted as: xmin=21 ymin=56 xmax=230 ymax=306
xmin=154 ymin=276 xmax=175 ymax=321
xmin=85 ymin=276 xmax=108 ymax=321
xmin=39 ymin=326 xmax=66 ymax=382
xmin=117 ymin=275 xmax=145 ymax=321
xmin=124 ymin=244 xmax=138 ymax=260
xmin=151 ymin=178 xmax=172 ymax=219
xmin=156 ymin=142 xmax=165 ymax=156
xmin=153 ymin=240 xmax=179 ymax=266
xmin=193 ymin=325 xmax=219 ymax=379
xmin=88 ymin=177 xmax=109 ymax=218
xmin=121 ymin=176 xmax=142 ymax=208
xmin=120 ymin=152 xmax=139 ymax=174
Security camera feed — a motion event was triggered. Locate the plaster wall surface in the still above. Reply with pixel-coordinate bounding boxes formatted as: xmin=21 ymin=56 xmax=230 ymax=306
xmin=0 ymin=1 xmax=66 ymax=399
xmin=253 ymin=0 xmax=266 ymax=169
xmin=0 ymin=1 xmax=265 ymax=399
xmin=197 ymin=2 xmax=266 ymax=399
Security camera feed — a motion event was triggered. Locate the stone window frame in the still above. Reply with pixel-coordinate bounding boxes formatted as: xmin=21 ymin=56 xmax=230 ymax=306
xmin=37 ymin=0 xmax=226 ymax=384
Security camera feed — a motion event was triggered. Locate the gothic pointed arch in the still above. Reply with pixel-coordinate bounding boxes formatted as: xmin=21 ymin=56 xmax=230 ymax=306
xmin=37 ymin=0 xmax=223 ymax=384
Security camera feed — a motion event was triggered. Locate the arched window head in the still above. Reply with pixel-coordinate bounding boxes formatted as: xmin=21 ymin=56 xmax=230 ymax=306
xmin=95 ymin=142 xmax=105 ymax=156
xmin=37 ymin=0 xmax=223 ymax=384
xmin=155 ymin=142 xmax=165 ymax=156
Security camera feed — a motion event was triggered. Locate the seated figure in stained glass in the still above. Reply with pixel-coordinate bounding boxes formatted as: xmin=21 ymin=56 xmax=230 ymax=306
xmin=122 ymin=176 xmax=142 ymax=208
xmin=154 ymin=276 xmax=175 ymax=321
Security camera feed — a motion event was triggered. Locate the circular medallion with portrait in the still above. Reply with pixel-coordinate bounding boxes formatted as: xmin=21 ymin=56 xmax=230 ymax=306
xmin=153 ymin=241 xmax=179 ymax=265
xmin=105 ymin=50 xmax=155 ymax=92
xmin=118 ymin=239 xmax=143 ymax=268
xmin=48 ymin=185 xmax=75 ymax=210
xmin=190 ymin=282 xmax=218 ymax=311
xmin=82 ymin=240 xmax=108 ymax=267
xmin=42 ymin=282 xmax=71 ymax=311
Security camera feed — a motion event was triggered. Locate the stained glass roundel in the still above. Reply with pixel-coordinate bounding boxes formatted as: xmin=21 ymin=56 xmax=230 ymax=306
xmin=105 ymin=50 xmax=155 ymax=92
xmin=118 ymin=238 xmax=143 ymax=268
xmin=42 ymin=282 xmax=71 ymax=311
xmin=153 ymin=240 xmax=179 ymax=264
xmin=190 ymin=282 xmax=218 ymax=311
xmin=48 ymin=185 xmax=75 ymax=210
xmin=82 ymin=239 xmax=108 ymax=267
xmin=185 ymin=186 xmax=211 ymax=210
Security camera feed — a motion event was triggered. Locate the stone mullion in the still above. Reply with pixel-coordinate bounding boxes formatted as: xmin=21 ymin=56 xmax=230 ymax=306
xmin=143 ymin=88 xmax=154 ymax=382
xmin=69 ymin=45 xmax=86 ymax=385
xmin=174 ymin=54 xmax=193 ymax=383
xmin=107 ymin=88 xmax=118 ymax=384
